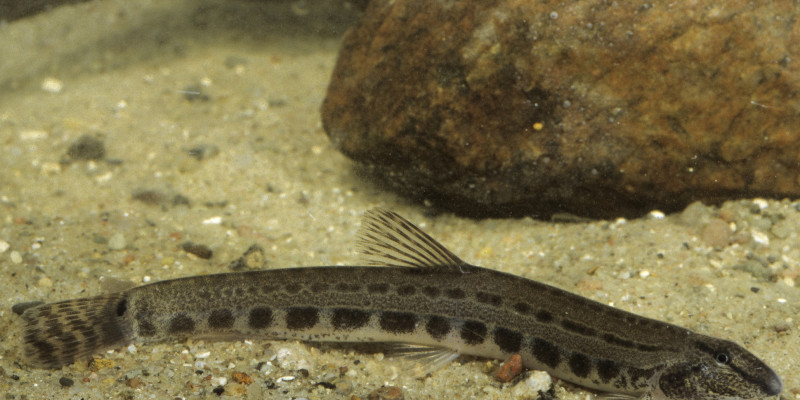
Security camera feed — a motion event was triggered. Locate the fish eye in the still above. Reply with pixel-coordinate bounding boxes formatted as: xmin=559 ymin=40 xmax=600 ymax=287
xmin=715 ymin=352 xmax=731 ymax=365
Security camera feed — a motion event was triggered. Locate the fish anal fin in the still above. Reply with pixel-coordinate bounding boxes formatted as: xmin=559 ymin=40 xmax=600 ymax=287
xmin=385 ymin=343 xmax=461 ymax=378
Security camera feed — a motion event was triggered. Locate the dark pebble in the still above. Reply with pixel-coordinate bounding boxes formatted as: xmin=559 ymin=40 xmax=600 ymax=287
xmin=67 ymin=135 xmax=105 ymax=160
xmin=182 ymin=242 xmax=213 ymax=259
xmin=132 ymin=189 xmax=166 ymax=205
xmin=11 ymin=301 xmax=44 ymax=315
xmin=315 ymin=381 xmax=336 ymax=390
xmin=11 ymin=375 xmax=20 ymax=380
xmin=59 ymin=376 xmax=74 ymax=387
xmin=212 ymin=386 xmax=225 ymax=395
xmin=750 ymin=286 xmax=761 ymax=293
xmin=172 ymin=194 xmax=192 ymax=207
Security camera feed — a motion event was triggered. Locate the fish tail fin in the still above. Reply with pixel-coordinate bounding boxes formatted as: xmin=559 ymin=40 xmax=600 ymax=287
xmin=20 ymin=292 xmax=133 ymax=368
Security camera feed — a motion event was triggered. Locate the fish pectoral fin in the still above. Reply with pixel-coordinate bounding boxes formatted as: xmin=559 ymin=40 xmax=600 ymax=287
xmin=384 ymin=343 xmax=461 ymax=378
xmin=356 ymin=208 xmax=471 ymax=272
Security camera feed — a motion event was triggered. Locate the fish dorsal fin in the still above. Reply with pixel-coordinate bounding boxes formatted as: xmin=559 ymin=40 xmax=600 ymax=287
xmin=357 ymin=208 xmax=469 ymax=270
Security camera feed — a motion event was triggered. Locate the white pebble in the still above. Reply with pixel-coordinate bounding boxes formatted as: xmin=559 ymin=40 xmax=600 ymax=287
xmin=194 ymin=351 xmax=211 ymax=359
xmin=752 ymin=198 xmax=769 ymax=210
xmin=549 ymin=11 xmax=558 ymax=19
xmin=108 ymin=232 xmax=127 ymax=250
xmin=525 ymin=370 xmax=552 ymax=392
xmin=41 ymin=77 xmax=64 ymax=93
xmin=648 ymin=210 xmax=665 ymax=219
xmin=0 ymin=239 xmax=9 ymax=253
xmin=750 ymin=229 xmax=770 ymax=245
xmin=10 ymin=250 xmax=22 ymax=264
xmin=202 ymin=216 xmax=222 ymax=225
xmin=19 ymin=129 xmax=49 ymax=141
xmin=639 ymin=270 xmax=650 ymax=279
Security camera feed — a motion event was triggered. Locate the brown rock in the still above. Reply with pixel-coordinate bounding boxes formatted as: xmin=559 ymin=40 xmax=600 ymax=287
xmin=322 ymin=0 xmax=800 ymax=219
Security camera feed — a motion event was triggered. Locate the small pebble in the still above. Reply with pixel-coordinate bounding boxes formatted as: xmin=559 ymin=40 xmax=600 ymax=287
xmin=132 ymin=189 xmax=166 ymax=205
xmin=58 ymin=376 xmax=74 ymax=387
xmin=700 ymin=219 xmax=731 ymax=248
xmin=0 ymin=239 xmax=9 ymax=253
xmin=108 ymin=233 xmax=127 ymax=250
xmin=367 ymin=385 xmax=404 ymax=400
xmin=750 ymin=229 xmax=770 ymax=246
xmin=67 ymin=135 xmax=106 ymax=160
xmin=182 ymin=242 xmax=213 ymax=259
xmin=494 ymin=354 xmax=523 ymax=382
xmin=232 ymin=372 xmax=254 ymax=385
xmin=524 ymin=370 xmax=552 ymax=392
xmin=38 ymin=276 xmax=53 ymax=288
xmin=19 ymin=129 xmax=49 ymax=141
xmin=41 ymin=77 xmax=63 ymax=93
xmin=125 ymin=377 xmax=144 ymax=389
xmin=10 ymin=250 xmax=22 ymax=264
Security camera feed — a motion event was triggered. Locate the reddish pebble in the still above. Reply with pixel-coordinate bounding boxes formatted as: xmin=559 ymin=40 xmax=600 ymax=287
xmin=367 ymin=385 xmax=405 ymax=400
xmin=494 ymin=354 xmax=523 ymax=383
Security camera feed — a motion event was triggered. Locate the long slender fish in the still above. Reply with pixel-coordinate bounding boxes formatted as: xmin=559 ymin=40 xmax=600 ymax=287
xmin=20 ymin=209 xmax=781 ymax=399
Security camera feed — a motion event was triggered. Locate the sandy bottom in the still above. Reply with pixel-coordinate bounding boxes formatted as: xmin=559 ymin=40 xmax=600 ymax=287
xmin=0 ymin=1 xmax=796 ymax=399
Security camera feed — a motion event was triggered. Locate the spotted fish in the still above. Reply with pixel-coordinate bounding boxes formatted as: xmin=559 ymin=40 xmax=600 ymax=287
xmin=19 ymin=209 xmax=782 ymax=399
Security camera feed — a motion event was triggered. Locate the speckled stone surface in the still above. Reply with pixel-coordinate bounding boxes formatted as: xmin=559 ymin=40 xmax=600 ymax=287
xmin=322 ymin=0 xmax=800 ymax=219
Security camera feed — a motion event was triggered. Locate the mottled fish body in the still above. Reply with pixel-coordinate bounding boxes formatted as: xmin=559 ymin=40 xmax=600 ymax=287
xmin=20 ymin=209 xmax=782 ymax=400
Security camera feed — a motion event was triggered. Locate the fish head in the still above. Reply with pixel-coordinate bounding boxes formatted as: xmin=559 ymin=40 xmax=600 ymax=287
xmin=655 ymin=337 xmax=781 ymax=400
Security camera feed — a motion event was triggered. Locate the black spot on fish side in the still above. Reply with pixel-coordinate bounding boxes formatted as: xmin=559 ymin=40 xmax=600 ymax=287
xmin=208 ymin=309 xmax=235 ymax=329
xmin=286 ymin=307 xmax=319 ymax=330
xmin=138 ymin=320 xmax=158 ymax=337
xmin=493 ymin=327 xmax=522 ymax=353
xmin=445 ymin=288 xmax=466 ymax=299
xmin=597 ymin=359 xmax=620 ymax=383
xmin=534 ymin=309 xmax=554 ymax=323
xmin=332 ymin=308 xmax=370 ymax=330
xmin=116 ymin=299 xmax=128 ymax=316
xmin=335 ymin=283 xmax=361 ymax=292
xmin=285 ymin=283 xmax=303 ymax=294
xmin=569 ymin=353 xmax=592 ymax=378
xmin=476 ymin=291 xmax=502 ymax=306
xmin=397 ymin=285 xmax=416 ymax=296
xmin=311 ymin=283 xmax=329 ymax=293
xmin=422 ymin=286 xmax=440 ymax=297
xmin=530 ymin=338 xmax=561 ymax=369
xmin=367 ymin=283 xmax=390 ymax=294
xmin=425 ymin=316 xmax=451 ymax=340
xmin=460 ymin=320 xmax=487 ymax=345
xmin=249 ymin=307 xmax=273 ymax=329
xmin=379 ymin=311 xmax=417 ymax=333
xmin=513 ymin=302 xmax=532 ymax=314
xmin=168 ymin=313 xmax=196 ymax=334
